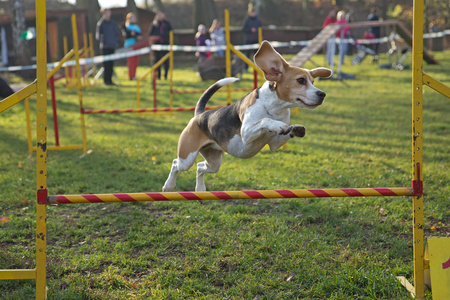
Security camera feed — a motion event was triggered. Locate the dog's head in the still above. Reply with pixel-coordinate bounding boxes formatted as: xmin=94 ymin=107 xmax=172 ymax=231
xmin=254 ymin=41 xmax=332 ymax=109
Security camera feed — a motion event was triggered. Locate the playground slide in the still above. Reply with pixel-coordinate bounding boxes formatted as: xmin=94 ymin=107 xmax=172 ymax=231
xmin=289 ymin=20 xmax=438 ymax=67
xmin=394 ymin=21 xmax=438 ymax=64
xmin=289 ymin=24 xmax=340 ymax=67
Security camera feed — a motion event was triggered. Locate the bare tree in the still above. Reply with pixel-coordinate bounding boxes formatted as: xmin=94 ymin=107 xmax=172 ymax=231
xmin=77 ymin=0 xmax=101 ymax=53
xmin=127 ymin=0 xmax=138 ymax=18
xmin=193 ymin=0 xmax=217 ymax=29
xmin=153 ymin=0 xmax=165 ymax=12
xmin=10 ymin=0 xmax=30 ymax=67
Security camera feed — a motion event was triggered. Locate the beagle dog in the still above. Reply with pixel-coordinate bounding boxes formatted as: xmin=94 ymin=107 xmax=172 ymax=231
xmin=163 ymin=41 xmax=331 ymax=192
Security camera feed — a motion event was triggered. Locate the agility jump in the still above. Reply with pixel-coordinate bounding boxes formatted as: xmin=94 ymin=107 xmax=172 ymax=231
xmin=83 ymin=9 xmax=264 ymax=115
xmin=1 ymin=1 xmax=450 ymax=300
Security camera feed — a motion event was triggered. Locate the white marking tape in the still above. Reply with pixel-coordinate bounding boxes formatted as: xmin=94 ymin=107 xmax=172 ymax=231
xmin=1 ymin=30 xmax=448 ymax=72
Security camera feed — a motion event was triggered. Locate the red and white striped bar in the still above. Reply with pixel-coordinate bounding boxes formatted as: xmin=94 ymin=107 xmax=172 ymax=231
xmin=82 ymin=105 xmax=224 ymax=114
xmin=48 ymin=187 xmax=415 ymax=204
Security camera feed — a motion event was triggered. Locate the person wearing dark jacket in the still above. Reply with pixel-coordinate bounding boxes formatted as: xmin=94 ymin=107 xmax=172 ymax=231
xmin=367 ymin=7 xmax=381 ymax=54
xmin=149 ymin=10 xmax=172 ymax=80
xmin=96 ymin=8 xmax=120 ymax=86
xmin=242 ymin=5 xmax=262 ymax=71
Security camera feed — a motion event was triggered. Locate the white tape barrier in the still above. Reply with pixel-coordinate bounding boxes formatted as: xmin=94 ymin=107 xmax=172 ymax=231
xmin=1 ymin=29 xmax=448 ymax=72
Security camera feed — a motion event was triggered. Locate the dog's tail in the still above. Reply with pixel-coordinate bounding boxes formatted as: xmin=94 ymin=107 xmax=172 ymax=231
xmin=195 ymin=77 xmax=240 ymax=115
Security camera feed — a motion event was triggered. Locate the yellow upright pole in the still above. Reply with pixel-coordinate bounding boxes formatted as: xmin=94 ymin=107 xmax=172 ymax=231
xmin=35 ymin=0 xmax=48 ymax=298
xmin=71 ymin=14 xmax=88 ymax=154
xmin=225 ymin=9 xmax=231 ymax=105
xmin=89 ymin=33 xmax=95 ymax=85
xmin=257 ymin=27 xmax=264 ymax=86
xmin=83 ymin=33 xmax=89 ymax=86
xmin=25 ymin=98 xmax=33 ymax=156
xmin=411 ymin=0 xmax=425 ymax=298
xmin=63 ymin=37 xmax=70 ymax=88
xmin=169 ymin=31 xmax=174 ymax=109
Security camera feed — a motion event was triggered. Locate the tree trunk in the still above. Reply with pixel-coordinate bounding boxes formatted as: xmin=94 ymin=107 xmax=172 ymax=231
xmin=153 ymin=0 xmax=165 ymax=12
xmin=193 ymin=0 xmax=217 ymax=30
xmin=300 ymin=0 xmax=310 ymax=26
xmin=11 ymin=0 xmax=32 ymax=77
xmin=77 ymin=0 xmax=101 ymax=53
xmin=127 ymin=0 xmax=138 ymax=19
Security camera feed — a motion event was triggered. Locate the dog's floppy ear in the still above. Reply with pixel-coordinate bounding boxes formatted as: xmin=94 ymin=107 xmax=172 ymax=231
xmin=254 ymin=40 xmax=289 ymax=82
xmin=310 ymin=67 xmax=332 ymax=79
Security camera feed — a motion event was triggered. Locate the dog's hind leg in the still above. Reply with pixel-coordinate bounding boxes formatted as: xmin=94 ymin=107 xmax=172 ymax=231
xmin=196 ymin=148 xmax=224 ymax=192
xmin=162 ymin=152 xmax=198 ymax=192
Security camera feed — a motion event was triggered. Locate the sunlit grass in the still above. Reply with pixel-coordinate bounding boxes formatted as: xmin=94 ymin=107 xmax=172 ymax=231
xmin=1 ymin=50 xmax=448 ymax=299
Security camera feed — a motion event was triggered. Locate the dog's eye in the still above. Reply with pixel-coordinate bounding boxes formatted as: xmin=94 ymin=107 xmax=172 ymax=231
xmin=297 ymin=78 xmax=306 ymax=85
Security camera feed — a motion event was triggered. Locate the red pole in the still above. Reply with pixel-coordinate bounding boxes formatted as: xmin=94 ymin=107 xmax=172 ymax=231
xmin=50 ymin=76 xmax=60 ymax=146
xmin=153 ymin=70 xmax=157 ymax=109
xmin=253 ymin=70 xmax=257 ymax=89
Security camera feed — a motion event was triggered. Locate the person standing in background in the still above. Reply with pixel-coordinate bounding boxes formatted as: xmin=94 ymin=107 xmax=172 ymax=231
xmin=323 ymin=9 xmax=337 ymax=70
xmin=209 ymin=19 xmax=225 ymax=57
xmin=335 ymin=10 xmax=350 ymax=78
xmin=149 ymin=10 xmax=172 ymax=80
xmin=242 ymin=4 xmax=262 ymax=71
xmin=122 ymin=12 xmax=143 ymax=81
xmin=367 ymin=7 xmax=381 ymax=55
xmin=96 ymin=8 xmax=120 ymax=86
xmin=345 ymin=10 xmax=355 ymax=55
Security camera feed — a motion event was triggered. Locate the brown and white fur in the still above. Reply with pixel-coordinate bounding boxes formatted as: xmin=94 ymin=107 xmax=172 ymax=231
xmin=163 ymin=41 xmax=331 ymax=192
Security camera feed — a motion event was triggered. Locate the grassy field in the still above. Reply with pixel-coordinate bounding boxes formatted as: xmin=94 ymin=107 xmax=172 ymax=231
xmin=1 ymin=50 xmax=449 ymax=299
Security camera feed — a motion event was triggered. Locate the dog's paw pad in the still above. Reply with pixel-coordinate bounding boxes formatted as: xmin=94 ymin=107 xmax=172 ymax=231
xmin=292 ymin=125 xmax=306 ymax=137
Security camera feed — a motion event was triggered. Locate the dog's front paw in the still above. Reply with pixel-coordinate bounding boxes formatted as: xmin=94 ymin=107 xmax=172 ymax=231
xmin=273 ymin=124 xmax=292 ymax=135
xmin=290 ymin=125 xmax=306 ymax=137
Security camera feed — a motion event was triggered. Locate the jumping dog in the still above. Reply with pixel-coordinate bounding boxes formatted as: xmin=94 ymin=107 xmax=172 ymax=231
xmin=163 ymin=41 xmax=331 ymax=192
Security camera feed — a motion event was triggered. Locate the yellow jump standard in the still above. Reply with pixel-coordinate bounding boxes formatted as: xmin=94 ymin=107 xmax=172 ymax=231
xmin=1 ymin=0 xmax=449 ymax=299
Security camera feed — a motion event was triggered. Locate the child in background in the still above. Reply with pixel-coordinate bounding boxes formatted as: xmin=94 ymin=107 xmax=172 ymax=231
xmin=209 ymin=19 xmax=225 ymax=57
xmin=195 ymin=24 xmax=209 ymax=64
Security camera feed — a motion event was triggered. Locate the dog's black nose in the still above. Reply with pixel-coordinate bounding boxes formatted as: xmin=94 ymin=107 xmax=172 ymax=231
xmin=316 ymin=91 xmax=326 ymax=98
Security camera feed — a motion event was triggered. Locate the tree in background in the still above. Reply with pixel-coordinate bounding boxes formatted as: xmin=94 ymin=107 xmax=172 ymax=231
xmin=424 ymin=0 xmax=449 ymax=31
xmin=77 ymin=0 xmax=101 ymax=53
xmin=10 ymin=0 xmax=29 ymax=65
xmin=193 ymin=0 xmax=217 ymax=30
xmin=127 ymin=0 xmax=138 ymax=19
xmin=152 ymin=0 xmax=165 ymax=12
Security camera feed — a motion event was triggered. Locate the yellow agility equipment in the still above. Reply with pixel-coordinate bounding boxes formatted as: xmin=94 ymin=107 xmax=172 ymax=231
xmin=0 ymin=1 xmax=449 ymax=300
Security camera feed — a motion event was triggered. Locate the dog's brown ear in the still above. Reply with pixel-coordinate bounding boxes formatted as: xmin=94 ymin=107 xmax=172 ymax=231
xmin=310 ymin=67 xmax=332 ymax=78
xmin=254 ymin=40 xmax=289 ymax=82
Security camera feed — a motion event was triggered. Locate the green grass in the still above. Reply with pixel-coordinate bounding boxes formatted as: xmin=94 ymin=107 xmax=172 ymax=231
xmin=1 ymin=51 xmax=449 ymax=299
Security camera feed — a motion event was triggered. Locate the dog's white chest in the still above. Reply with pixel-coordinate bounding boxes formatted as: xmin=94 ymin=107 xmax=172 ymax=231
xmin=226 ymin=88 xmax=291 ymax=158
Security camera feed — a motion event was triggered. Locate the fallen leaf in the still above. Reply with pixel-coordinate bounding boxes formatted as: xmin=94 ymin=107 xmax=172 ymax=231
xmin=18 ymin=163 xmax=22 ymax=168
xmin=430 ymin=226 xmax=437 ymax=230
xmin=0 ymin=216 xmax=10 ymax=223
xmin=285 ymin=273 xmax=296 ymax=282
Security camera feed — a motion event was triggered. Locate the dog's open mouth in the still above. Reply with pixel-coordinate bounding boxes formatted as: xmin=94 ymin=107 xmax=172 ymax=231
xmin=296 ymin=98 xmax=320 ymax=108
